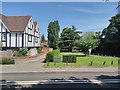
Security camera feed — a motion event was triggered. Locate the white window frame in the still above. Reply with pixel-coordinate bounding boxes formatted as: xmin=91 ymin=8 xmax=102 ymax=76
xmin=2 ymin=33 xmax=6 ymax=41
xmin=35 ymin=37 xmax=38 ymax=43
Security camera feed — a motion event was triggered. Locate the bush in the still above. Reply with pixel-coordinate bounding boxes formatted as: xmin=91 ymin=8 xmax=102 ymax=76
xmin=0 ymin=58 xmax=15 ymax=64
xmin=13 ymin=51 xmax=20 ymax=56
xmin=13 ymin=48 xmax=28 ymax=56
xmin=63 ymin=55 xmax=76 ymax=63
xmin=37 ymin=48 xmax=41 ymax=54
xmin=44 ymin=49 xmax=60 ymax=62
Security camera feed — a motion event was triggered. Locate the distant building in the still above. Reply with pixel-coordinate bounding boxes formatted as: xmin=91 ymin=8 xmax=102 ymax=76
xmin=41 ymin=42 xmax=48 ymax=47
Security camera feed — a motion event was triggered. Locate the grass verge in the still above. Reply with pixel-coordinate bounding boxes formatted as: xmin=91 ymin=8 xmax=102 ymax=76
xmin=43 ymin=54 xmax=119 ymax=68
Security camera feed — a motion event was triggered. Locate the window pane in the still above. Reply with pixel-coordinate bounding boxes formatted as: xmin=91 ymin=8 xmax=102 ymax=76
xmin=2 ymin=33 xmax=6 ymax=41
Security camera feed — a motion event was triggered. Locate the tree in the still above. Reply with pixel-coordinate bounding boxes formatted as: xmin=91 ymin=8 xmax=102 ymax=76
xmin=41 ymin=34 xmax=46 ymax=42
xmin=47 ymin=20 xmax=60 ymax=49
xmin=59 ymin=26 xmax=82 ymax=52
xmin=59 ymin=28 xmax=75 ymax=52
xmin=75 ymin=32 xmax=99 ymax=55
xmin=97 ymin=14 xmax=120 ymax=56
xmin=71 ymin=25 xmax=82 ymax=40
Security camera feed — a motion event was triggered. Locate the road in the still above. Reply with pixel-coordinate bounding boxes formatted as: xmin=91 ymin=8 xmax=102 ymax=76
xmin=1 ymin=72 xmax=120 ymax=88
xmin=1 ymin=71 xmax=119 ymax=81
xmin=0 ymin=72 xmax=119 ymax=88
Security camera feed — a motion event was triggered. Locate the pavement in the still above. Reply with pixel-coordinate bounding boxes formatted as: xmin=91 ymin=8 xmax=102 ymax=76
xmin=0 ymin=57 xmax=119 ymax=89
xmin=0 ymin=58 xmax=119 ymax=73
xmin=0 ymin=47 xmax=119 ymax=73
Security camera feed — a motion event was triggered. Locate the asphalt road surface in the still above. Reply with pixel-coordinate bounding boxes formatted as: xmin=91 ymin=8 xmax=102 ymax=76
xmin=1 ymin=71 xmax=119 ymax=81
xmin=0 ymin=72 xmax=120 ymax=88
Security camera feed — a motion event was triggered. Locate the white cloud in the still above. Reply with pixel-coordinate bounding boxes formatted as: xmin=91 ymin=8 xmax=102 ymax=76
xmin=69 ymin=7 xmax=103 ymax=14
xmin=59 ymin=5 xmax=104 ymax=14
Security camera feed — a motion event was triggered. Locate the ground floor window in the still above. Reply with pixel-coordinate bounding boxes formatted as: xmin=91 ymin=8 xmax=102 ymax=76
xmin=2 ymin=33 xmax=6 ymax=42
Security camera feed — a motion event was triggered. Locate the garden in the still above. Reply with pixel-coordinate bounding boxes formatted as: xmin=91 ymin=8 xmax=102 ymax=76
xmin=43 ymin=50 xmax=119 ymax=68
xmin=44 ymin=14 xmax=120 ymax=68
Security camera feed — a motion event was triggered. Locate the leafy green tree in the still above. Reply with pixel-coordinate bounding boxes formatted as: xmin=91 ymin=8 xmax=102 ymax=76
xmin=59 ymin=26 xmax=82 ymax=52
xmin=75 ymin=32 xmax=99 ymax=55
xmin=41 ymin=34 xmax=46 ymax=42
xmin=59 ymin=28 xmax=75 ymax=52
xmin=47 ymin=20 xmax=60 ymax=49
xmin=98 ymin=14 xmax=120 ymax=56
xmin=71 ymin=25 xmax=82 ymax=40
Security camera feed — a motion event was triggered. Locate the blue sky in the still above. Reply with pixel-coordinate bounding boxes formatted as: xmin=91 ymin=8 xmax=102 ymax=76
xmin=2 ymin=2 xmax=118 ymax=39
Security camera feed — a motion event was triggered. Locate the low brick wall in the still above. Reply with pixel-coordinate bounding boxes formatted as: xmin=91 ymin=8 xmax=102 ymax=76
xmin=0 ymin=50 xmax=13 ymax=56
xmin=28 ymin=48 xmax=37 ymax=56
xmin=48 ymin=48 xmax=53 ymax=52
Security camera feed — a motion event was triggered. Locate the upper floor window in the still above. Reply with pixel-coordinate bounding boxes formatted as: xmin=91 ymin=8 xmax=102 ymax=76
xmin=2 ymin=33 xmax=6 ymax=41
xmin=32 ymin=25 xmax=33 ymax=29
xmin=35 ymin=37 xmax=38 ymax=43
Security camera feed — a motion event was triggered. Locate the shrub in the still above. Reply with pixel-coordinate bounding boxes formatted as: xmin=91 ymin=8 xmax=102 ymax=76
xmin=45 ymin=52 xmax=53 ymax=62
xmin=13 ymin=48 xmax=28 ymax=56
xmin=37 ymin=48 xmax=41 ymax=54
xmin=19 ymin=48 xmax=28 ymax=56
xmin=63 ymin=55 xmax=76 ymax=63
xmin=0 ymin=58 xmax=15 ymax=64
xmin=13 ymin=51 xmax=20 ymax=56
xmin=50 ymin=50 xmax=60 ymax=56
xmin=44 ymin=49 xmax=60 ymax=62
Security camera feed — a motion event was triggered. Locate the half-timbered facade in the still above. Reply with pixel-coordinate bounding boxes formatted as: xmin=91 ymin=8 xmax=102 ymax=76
xmin=0 ymin=14 xmax=41 ymax=55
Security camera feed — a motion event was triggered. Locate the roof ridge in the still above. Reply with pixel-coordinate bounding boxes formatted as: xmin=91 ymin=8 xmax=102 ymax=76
xmin=1 ymin=14 xmax=31 ymax=32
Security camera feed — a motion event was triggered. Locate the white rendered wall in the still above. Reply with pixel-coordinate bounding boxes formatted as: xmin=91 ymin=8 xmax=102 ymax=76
xmin=11 ymin=33 xmax=16 ymax=47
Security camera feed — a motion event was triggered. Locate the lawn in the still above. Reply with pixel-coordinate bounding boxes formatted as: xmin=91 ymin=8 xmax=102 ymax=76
xmin=43 ymin=53 xmax=119 ymax=68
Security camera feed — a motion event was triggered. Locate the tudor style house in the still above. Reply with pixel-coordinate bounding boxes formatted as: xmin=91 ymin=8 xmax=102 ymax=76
xmin=0 ymin=13 xmax=41 ymax=56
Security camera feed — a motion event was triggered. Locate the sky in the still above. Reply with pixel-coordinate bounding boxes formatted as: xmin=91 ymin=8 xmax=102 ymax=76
xmin=1 ymin=2 xmax=118 ymax=39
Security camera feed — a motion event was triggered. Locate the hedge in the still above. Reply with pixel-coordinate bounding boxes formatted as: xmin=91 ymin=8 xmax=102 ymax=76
xmin=44 ymin=50 xmax=60 ymax=62
xmin=63 ymin=55 xmax=76 ymax=63
xmin=0 ymin=58 xmax=15 ymax=64
xmin=37 ymin=48 xmax=41 ymax=54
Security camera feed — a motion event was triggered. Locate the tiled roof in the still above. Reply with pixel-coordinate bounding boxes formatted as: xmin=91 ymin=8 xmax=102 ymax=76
xmin=0 ymin=13 xmax=31 ymax=32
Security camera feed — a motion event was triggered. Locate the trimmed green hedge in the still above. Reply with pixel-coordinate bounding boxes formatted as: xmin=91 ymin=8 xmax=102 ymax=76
xmin=0 ymin=58 xmax=15 ymax=64
xmin=37 ymin=48 xmax=41 ymax=54
xmin=63 ymin=55 xmax=76 ymax=63
xmin=44 ymin=50 xmax=60 ymax=62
